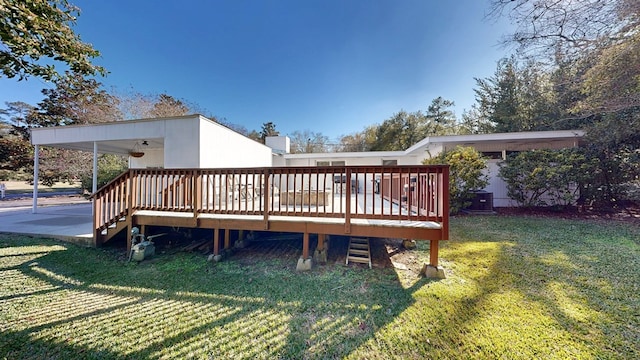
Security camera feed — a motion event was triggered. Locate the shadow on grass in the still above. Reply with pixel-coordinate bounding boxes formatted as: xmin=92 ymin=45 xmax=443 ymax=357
xmin=437 ymin=216 xmax=640 ymax=358
xmin=0 ymin=235 xmax=440 ymax=359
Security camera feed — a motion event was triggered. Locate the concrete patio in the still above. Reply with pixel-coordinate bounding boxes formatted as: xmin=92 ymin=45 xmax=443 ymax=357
xmin=0 ymin=202 xmax=94 ymax=245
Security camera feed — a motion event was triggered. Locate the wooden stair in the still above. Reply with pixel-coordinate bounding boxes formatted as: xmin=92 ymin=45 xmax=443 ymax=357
xmin=346 ymin=237 xmax=371 ymax=268
xmin=99 ymin=215 xmax=129 ymax=244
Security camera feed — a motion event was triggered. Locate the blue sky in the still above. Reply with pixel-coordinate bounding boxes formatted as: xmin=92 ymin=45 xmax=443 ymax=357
xmin=0 ymin=0 xmax=514 ymax=140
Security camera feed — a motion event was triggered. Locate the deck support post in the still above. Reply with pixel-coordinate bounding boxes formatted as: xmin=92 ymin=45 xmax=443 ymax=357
xmin=224 ymin=228 xmax=231 ymax=249
xmin=421 ymin=239 xmax=445 ymax=279
xmin=212 ymin=228 xmax=222 ymax=261
xmin=429 ymin=239 xmax=439 ymax=267
xmin=297 ymin=232 xmax=312 ymax=271
xmin=302 ymin=232 xmax=309 ymax=259
xmin=126 ymin=218 xmax=133 ymax=254
xmin=234 ymin=230 xmax=246 ymax=248
xmin=313 ymin=234 xmax=328 ymax=264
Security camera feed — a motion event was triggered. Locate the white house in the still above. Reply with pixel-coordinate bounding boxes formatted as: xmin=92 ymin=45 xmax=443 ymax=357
xmin=269 ymin=130 xmax=584 ymax=207
xmin=29 ymin=115 xmax=273 ymax=212
xmin=31 ymin=115 xmax=584 ymax=209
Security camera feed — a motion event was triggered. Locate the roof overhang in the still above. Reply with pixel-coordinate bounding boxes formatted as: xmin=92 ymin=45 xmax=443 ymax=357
xmin=405 ymin=130 xmax=585 ymax=155
xmin=281 ymin=150 xmax=406 ymax=160
xmin=30 ymin=115 xmax=203 ymax=155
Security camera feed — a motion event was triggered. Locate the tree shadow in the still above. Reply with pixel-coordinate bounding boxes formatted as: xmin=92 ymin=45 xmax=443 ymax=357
xmin=0 ymin=235 xmax=442 ymax=359
xmin=422 ymin=217 xmax=640 ymax=358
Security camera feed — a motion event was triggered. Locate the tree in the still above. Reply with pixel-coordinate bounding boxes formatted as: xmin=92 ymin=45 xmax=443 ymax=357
xmin=117 ymin=91 xmax=200 ymax=120
xmin=371 ymin=111 xmax=431 ymax=151
xmin=459 ymin=105 xmax=494 ymax=134
xmin=473 ymin=57 xmax=562 ymax=132
xmin=489 ymin=0 xmax=638 ymax=60
xmin=259 ymin=122 xmax=279 ymax=143
xmin=0 ymin=0 xmax=105 ymax=81
xmin=423 ymin=146 xmax=489 ymax=214
xmin=79 ymin=154 xmax=127 ymax=195
xmin=498 ymin=149 xmax=594 ymax=208
xmin=337 ymin=126 xmax=377 ymax=152
xmin=30 ymin=72 xmax=121 ymax=126
xmin=289 ymin=130 xmax=330 ymax=153
xmin=490 ymin=0 xmax=640 ymax=114
xmin=425 ymin=96 xmax=457 ymax=134
xmin=0 ymin=101 xmax=37 ymax=172
xmin=149 ymin=94 xmax=190 ymax=118
xmin=1 ymin=73 xmax=121 ymax=183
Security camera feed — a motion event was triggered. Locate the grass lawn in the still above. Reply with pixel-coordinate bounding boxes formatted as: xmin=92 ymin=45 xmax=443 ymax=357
xmin=1 ymin=216 xmax=638 ymax=359
xmin=1 ymin=180 xmax=81 ymax=195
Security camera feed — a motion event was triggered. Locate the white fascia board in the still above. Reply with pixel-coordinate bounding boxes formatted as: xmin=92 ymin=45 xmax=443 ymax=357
xmin=404 ymin=130 xmax=585 ymax=155
xmin=282 ymin=150 xmax=405 ymax=160
xmin=29 ymin=116 xmax=203 ymax=145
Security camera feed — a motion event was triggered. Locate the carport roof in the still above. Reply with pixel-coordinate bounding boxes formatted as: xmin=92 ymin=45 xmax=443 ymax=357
xmin=29 ymin=115 xmax=204 ymax=155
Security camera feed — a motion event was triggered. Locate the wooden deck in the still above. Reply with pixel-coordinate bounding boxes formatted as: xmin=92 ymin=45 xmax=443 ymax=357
xmin=92 ymin=165 xmax=449 ymax=268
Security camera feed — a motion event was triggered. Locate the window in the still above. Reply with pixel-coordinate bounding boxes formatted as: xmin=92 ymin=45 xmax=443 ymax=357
xmin=382 ymin=159 xmax=397 ymax=166
xmin=481 ymin=151 xmax=503 ymax=160
xmin=317 ymin=160 xmax=345 ymax=167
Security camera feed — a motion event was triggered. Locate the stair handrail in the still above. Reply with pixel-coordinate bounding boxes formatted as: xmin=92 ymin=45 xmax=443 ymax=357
xmin=92 ymin=169 xmax=133 ymax=244
xmin=89 ymin=169 xmax=132 ymax=200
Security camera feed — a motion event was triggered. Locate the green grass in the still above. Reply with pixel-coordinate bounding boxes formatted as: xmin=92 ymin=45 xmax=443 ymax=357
xmin=2 ymin=180 xmax=81 ymax=195
xmin=1 ymin=216 xmax=639 ymax=359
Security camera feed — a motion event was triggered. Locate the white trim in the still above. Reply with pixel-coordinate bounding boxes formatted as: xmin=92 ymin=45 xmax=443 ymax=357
xmin=32 ymin=145 xmax=39 ymax=214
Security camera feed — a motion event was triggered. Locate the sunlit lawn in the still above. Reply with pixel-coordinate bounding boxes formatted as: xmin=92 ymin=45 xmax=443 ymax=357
xmin=1 ymin=216 xmax=638 ymax=359
xmin=2 ymin=180 xmax=80 ymax=195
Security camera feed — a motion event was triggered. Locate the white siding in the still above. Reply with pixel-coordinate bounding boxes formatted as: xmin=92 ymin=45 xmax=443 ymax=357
xmin=130 ymin=148 xmax=164 ymax=169
xmin=483 ymin=160 xmax=516 ymax=207
xmin=198 ymin=118 xmax=272 ymax=168
xmin=164 ymin=118 xmax=200 ymax=168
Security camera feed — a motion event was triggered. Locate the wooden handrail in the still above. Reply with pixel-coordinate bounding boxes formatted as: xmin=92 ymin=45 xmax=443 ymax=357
xmin=93 ymin=165 xmax=449 ymax=241
xmin=90 ymin=169 xmax=131 ymax=199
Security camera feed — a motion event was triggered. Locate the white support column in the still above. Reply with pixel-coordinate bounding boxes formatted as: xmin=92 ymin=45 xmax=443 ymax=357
xmin=32 ymin=144 xmax=39 ymax=214
xmin=92 ymin=142 xmax=98 ymax=193
xmin=92 ymin=142 xmax=98 ymax=217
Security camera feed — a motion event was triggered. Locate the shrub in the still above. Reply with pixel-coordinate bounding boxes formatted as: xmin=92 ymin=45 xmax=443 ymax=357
xmin=79 ymin=154 xmax=128 ymax=195
xmin=498 ymin=148 xmax=593 ymax=208
xmin=423 ymin=146 xmax=489 ymax=214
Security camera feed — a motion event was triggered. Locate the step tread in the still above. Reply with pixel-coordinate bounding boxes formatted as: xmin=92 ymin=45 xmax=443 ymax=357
xmin=346 ymin=237 xmax=371 ymax=268
xmin=350 ymin=243 xmax=369 ymax=249
xmin=348 ymin=249 xmax=369 ymax=256
xmin=347 ymin=256 xmax=370 ymax=264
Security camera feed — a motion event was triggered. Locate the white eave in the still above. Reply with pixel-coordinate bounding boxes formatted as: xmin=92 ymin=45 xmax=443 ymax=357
xmin=29 ymin=115 xmax=206 ymax=155
xmin=281 ymin=150 xmax=406 ymax=160
xmin=404 ymin=130 xmax=585 ymax=155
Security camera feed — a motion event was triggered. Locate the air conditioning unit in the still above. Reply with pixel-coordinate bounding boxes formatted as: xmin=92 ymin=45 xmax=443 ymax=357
xmin=466 ymin=191 xmax=494 ymax=212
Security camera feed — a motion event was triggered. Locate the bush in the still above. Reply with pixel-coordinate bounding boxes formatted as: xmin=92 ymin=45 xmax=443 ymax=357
xmin=423 ymin=146 xmax=489 ymax=214
xmin=498 ymin=148 xmax=594 ymax=208
xmin=79 ymin=154 xmax=128 ymax=195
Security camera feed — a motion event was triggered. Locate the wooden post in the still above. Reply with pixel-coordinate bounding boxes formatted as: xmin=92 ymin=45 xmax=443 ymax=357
xmin=224 ymin=228 xmax=230 ymax=249
xmin=194 ymin=170 xmax=202 ymax=218
xmin=263 ymin=169 xmax=270 ymax=230
xmin=213 ymin=228 xmax=220 ymax=256
xmin=302 ymin=232 xmax=309 ymax=259
xmin=93 ymin=195 xmax=101 ymax=247
xmin=441 ymin=166 xmax=450 ymax=240
xmin=126 ymin=217 xmax=133 ymax=254
xmin=317 ymin=233 xmax=325 ymax=250
xmin=429 ymin=239 xmax=439 ymax=267
xmin=345 ymin=167 xmax=351 ymax=234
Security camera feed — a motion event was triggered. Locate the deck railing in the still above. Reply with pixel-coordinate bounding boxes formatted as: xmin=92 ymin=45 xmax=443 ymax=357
xmin=93 ymin=165 xmax=449 ymax=236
